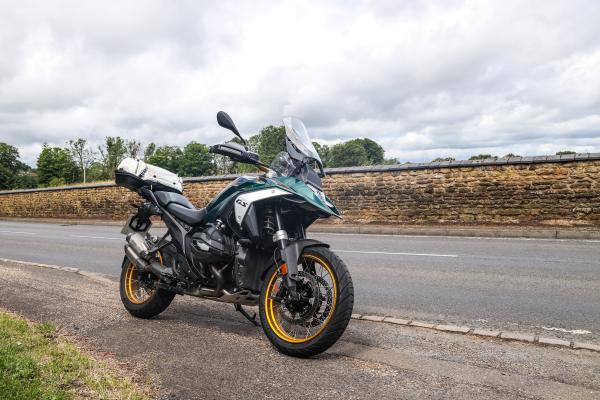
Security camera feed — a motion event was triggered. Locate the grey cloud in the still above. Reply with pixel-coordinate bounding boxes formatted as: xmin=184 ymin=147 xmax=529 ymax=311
xmin=0 ymin=0 xmax=599 ymax=166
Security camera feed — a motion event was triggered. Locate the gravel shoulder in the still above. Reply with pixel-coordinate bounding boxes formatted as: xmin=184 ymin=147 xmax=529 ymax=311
xmin=0 ymin=260 xmax=598 ymax=400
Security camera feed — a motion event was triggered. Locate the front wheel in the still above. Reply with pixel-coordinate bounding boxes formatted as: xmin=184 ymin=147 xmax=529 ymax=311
xmin=259 ymin=246 xmax=354 ymax=358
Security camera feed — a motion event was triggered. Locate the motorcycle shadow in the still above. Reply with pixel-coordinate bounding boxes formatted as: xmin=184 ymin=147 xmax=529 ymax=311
xmin=147 ymin=298 xmax=262 ymax=336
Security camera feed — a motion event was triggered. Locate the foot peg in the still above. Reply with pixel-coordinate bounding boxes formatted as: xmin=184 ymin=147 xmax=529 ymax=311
xmin=235 ymin=303 xmax=258 ymax=326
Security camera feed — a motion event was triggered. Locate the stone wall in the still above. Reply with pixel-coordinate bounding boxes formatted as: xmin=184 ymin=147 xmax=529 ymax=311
xmin=1 ymin=154 xmax=600 ymax=227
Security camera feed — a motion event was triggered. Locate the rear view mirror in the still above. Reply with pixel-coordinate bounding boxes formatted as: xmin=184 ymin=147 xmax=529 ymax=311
xmin=217 ymin=111 xmax=247 ymax=146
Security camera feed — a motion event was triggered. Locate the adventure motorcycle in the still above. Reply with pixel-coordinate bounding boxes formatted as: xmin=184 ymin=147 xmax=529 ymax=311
xmin=115 ymin=111 xmax=354 ymax=357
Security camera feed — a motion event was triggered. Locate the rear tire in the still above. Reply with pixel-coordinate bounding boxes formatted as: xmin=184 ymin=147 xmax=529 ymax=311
xmin=119 ymin=256 xmax=175 ymax=319
xmin=259 ymin=246 xmax=354 ymax=358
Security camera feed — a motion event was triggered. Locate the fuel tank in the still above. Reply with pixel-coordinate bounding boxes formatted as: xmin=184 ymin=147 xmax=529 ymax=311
xmin=204 ymin=176 xmax=277 ymax=222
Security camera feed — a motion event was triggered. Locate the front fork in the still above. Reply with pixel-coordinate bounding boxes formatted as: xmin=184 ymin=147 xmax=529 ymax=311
xmin=273 ymin=207 xmax=300 ymax=298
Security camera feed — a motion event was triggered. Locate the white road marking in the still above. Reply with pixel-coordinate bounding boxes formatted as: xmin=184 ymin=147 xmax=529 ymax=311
xmin=69 ymin=235 xmax=121 ymax=240
xmin=0 ymin=230 xmax=36 ymax=235
xmin=312 ymin=232 xmax=600 ymax=243
xmin=334 ymin=249 xmax=458 ymax=258
xmin=541 ymin=326 xmax=592 ymax=335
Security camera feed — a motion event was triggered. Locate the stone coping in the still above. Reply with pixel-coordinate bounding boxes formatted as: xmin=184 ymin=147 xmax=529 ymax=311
xmin=2 ymin=152 xmax=599 ymax=195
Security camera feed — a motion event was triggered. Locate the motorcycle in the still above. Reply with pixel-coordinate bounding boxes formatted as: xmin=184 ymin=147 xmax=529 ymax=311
xmin=115 ymin=111 xmax=354 ymax=357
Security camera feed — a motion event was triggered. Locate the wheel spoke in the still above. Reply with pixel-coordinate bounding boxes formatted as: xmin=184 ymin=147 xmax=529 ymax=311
xmin=266 ymin=254 xmax=337 ymax=342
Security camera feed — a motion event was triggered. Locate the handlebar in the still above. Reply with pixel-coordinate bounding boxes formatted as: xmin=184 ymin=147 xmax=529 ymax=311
xmin=210 ymin=143 xmax=271 ymax=172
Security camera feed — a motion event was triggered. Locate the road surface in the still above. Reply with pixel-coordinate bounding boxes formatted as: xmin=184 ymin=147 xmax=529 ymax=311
xmin=3 ymin=260 xmax=599 ymax=399
xmin=0 ymin=220 xmax=598 ymax=344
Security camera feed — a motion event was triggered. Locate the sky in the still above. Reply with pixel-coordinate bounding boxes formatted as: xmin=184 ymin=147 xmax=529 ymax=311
xmin=1 ymin=0 xmax=599 ymax=166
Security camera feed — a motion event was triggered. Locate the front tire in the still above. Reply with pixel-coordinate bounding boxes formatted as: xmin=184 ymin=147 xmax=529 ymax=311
xmin=259 ymin=246 xmax=354 ymax=358
xmin=119 ymin=255 xmax=175 ymax=319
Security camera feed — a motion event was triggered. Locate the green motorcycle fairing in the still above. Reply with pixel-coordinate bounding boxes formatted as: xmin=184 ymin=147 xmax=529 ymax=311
xmin=203 ymin=174 xmax=340 ymax=223
xmin=274 ymin=176 xmax=341 ymax=218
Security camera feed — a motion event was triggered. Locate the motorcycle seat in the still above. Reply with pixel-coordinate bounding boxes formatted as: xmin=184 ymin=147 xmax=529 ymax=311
xmin=166 ymin=203 xmax=207 ymax=225
xmin=154 ymin=191 xmax=207 ymax=225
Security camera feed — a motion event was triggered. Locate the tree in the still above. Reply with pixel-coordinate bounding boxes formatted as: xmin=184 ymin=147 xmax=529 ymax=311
xmin=328 ymin=141 xmax=369 ymax=167
xmin=147 ymin=145 xmax=183 ymax=173
xmin=314 ymin=138 xmax=384 ymax=167
xmin=349 ymin=138 xmax=385 ymax=165
xmin=556 ymin=150 xmax=576 ymax=155
xmin=432 ymin=157 xmax=455 ymax=162
xmin=502 ymin=153 xmax=521 ymax=158
xmin=98 ymin=136 xmax=127 ymax=179
xmin=0 ymin=143 xmax=29 ymax=189
xmin=178 ymin=142 xmax=214 ymax=177
xmin=13 ymin=170 xmax=38 ymax=189
xmin=68 ymin=138 xmax=96 ymax=183
xmin=36 ymin=143 xmax=78 ymax=186
xmin=86 ymin=161 xmax=107 ymax=182
xmin=250 ymin=125 xmax=286 ymax=164
xmin=313 ymin=142 xmax=331 ymax=167
xmin=144 ymin=142 xmax=156 ymax=161
xmin=126 ymin=139 xmax=143 ymax=159
xmin=469 ymin=154 xmax=497 ymax=161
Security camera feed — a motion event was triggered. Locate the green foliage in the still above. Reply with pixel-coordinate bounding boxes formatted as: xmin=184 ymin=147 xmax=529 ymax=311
xmin=47 ymin=177 xmax=66 ymax=187
xmin=348 ymin=138 xmax=384 ymax=164
xmin=36 ymin=144 xmax=78 ymax=186
xmin=97 ymin=137 xmax=127 ymax=179
xmin=252 ymin=125 xmax=286 ymax=165
xmin=0 ymin=143 xmax=29 ymax=190
xmin=147 ymin=145 xmax=183 ymax=172
xmin=126 ymin=140 xmax=143 ymax=158
xmin=556 ymin=150 xmax=576 ymax=155
xmin=12 ymin=171 xmax=38 ymax=189
xmin=328 ymin=141 xmax=370 ymax=167
xmin=143 ymin=142 xmax=156 ymax=161
xmin=383 ymin=157 xmax=399 ymax=165
xmin=468 ymin=154 xmax=497 ymax=161
xmin=313 ymin=142 xmax=331 ymax=167
xmin=67 ymin=138 xmax=95 ymax=183
xmin=502 ymin=153 xmax=521 ymax=158
xmin=178 ymin=142 xmax=214 ymax=177
xmin=314 ymin=138 xmax=385 ymax=168
xmin=86 ymin=162 xmax=107 ymax=182
xmin=0 ymin=311 xmax=151 ymax=400
xmin=432 ymin=157 xmax=455 ymax=162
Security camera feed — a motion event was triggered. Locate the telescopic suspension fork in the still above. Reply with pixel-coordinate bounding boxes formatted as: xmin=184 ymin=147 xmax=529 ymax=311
xmin=273 ymin=206 xmax=300 ymax=298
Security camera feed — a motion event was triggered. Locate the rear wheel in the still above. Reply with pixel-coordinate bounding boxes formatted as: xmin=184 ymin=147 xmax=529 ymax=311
xmin=119 ymin=253 xmax=175 ymax=319
xmin=259 ymin=246 xmax=354 ymax=358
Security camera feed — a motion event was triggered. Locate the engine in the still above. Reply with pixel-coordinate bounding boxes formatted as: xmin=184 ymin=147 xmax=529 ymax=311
xmin=190 ymin=223 xmax=235 ymax=266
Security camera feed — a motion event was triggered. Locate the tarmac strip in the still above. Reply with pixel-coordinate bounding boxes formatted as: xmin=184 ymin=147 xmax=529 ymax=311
xmin=0 ymin=259 xmax=599 ymax=399
xmin=2 ymin=256 xmax=598 ymax=354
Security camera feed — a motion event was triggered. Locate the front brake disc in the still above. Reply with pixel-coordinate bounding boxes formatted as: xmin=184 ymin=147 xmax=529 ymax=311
xmin=279 ymin=272 xmax=321 ymax=324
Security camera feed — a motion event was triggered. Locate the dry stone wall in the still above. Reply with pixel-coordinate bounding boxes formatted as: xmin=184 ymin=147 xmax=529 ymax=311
xmin=1 ymin=154 xmax=599 ymax=227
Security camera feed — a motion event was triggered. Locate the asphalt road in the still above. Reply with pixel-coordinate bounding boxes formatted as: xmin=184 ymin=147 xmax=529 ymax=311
xmin=4 ymin=260 xmax=599 ymax=399
xmin=1 ymin=220 xmax=598 ymax=343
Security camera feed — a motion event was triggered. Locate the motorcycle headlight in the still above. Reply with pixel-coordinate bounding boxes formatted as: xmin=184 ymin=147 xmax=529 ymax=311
xmin=308 ymin=184 xmax=327 ymax=204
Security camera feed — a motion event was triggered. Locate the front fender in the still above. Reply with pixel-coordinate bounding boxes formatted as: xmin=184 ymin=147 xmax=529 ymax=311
xmin=282 ymin=239 xmax=330 ymax=278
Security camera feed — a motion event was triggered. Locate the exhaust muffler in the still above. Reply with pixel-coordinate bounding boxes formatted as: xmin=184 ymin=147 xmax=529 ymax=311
xmin=124 ymin=232 xmax=172 ymax=277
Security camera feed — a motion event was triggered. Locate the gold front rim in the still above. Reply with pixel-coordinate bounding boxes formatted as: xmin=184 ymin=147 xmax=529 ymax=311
xmin=264 ymin=254 xmax=338 ymax=344
xmin=124 ymin=252 xmax=162 ymax=305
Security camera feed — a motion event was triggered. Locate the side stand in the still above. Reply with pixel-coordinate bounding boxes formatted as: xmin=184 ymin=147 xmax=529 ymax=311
xmin=234 ymin=303 xmax=259 ymax=326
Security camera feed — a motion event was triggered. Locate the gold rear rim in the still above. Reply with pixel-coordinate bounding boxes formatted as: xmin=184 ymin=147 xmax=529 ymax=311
xmin=264 ymin=254 xmax=338 ymax=344
xmin=124 ymin=252 xmax=162 ymax=305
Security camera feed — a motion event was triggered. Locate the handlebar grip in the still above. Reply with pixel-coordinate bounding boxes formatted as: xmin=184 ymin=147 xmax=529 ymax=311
xmin=209 ymin=145 xmax=226 ymax=156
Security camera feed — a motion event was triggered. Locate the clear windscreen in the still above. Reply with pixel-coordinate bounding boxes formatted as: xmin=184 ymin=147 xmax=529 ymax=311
xmin=282 ymin=117 xmax=322 ymax=164
xmin=270 ymin=151 xmax=296 ymax=177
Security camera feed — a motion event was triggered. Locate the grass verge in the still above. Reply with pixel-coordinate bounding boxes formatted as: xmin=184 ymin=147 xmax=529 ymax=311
xmin=0 ymin=309 xmax=153 ymax=399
